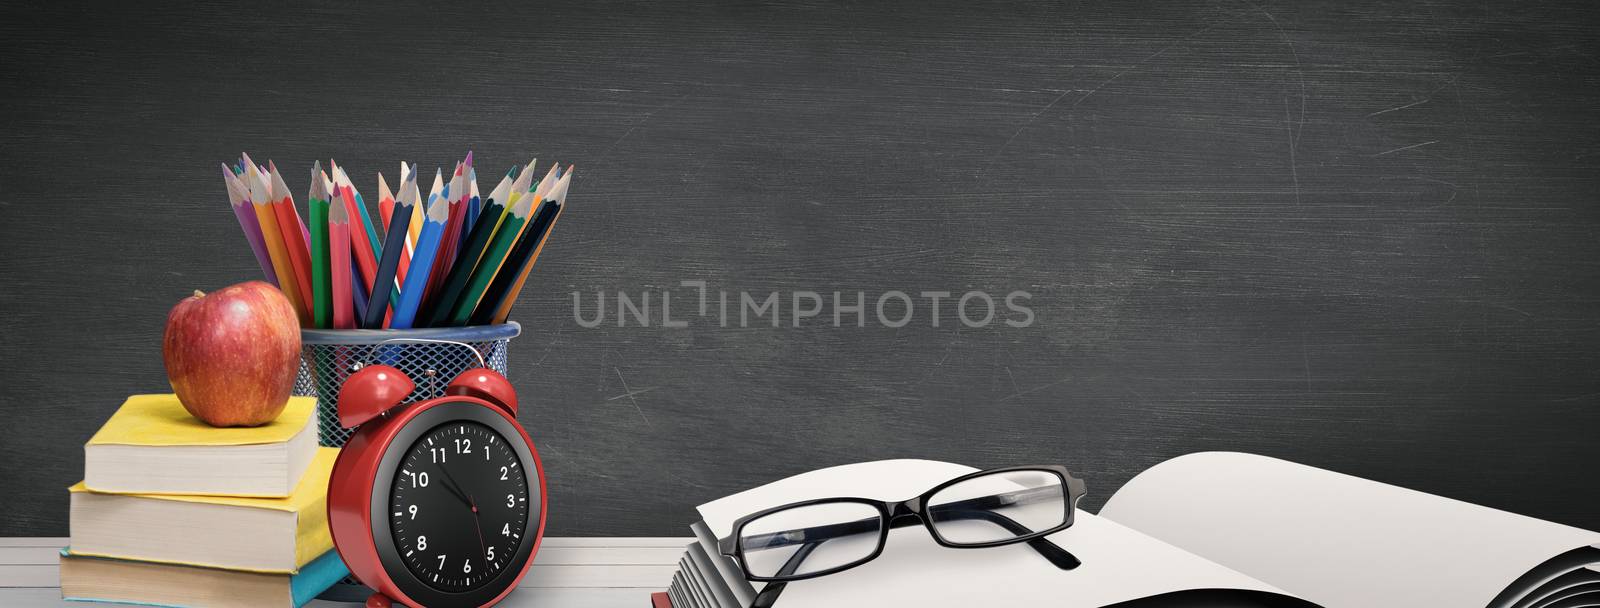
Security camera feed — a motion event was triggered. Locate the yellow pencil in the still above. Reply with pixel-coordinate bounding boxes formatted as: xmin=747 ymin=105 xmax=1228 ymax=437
xmin=244 ymin=158 xmax=304 ymax=320
xmin=402 ymin=162 xmax=423 ymax=251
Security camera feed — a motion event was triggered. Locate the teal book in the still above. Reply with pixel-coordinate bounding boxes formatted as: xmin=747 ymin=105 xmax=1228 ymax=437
xmin=60 ymin=548 xmax=348 ymax=608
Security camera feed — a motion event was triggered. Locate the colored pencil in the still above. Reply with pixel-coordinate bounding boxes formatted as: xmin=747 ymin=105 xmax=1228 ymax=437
xmin=421 ymin=170 xmax=513 ymax=328
xmin=484 ymin=166 xmax=574 ymax=324
xmin=268 ymin=163 xmax=316 ymax=324
xmin=497 ymin=159 xmax=539 ymax=237
xmin=243 ymin=159 xmax=303 ymax=318
xmin=377 ymin=173 xmax=416 ymax=287
xmin=337 ymin=163 xmax=383 ymax=263
xmin=444 ymin=173 xmax=550 ymax=326
xmin=221 ymin=165 xmax=277 ymax=286
xmin=351 ymin=266 xmax=369 ymax=324
xmin=473 ymin=167 xmax=517 ymax=267
xmin=364 ymin=174 xmax=416 ymax=329
xmin=312 ymin=166 xmax=337 ymax=328
xmin=420 ymin=169 xmax=452 ymax=309
xmin=474 ymin=169 xmax=571 ymax=325
xmin=463 ymin=166 xmax=481 ymax=244
xmin=402 ymin=162 xmax=423 ymax=252
xmin=331 ymin=163 xmax=379 ymax=293
xmin=329 ymin=193 xmax=354 ymax=329
xmin=377 ymin=173 xmax=395 ymax=232
xmin=430 ymin=163 xmax=467 ymax=297
xmin=391 ymin=185 xmax=449 ymax=329
xmin=308 ymin=162 xmax=333 ymax=328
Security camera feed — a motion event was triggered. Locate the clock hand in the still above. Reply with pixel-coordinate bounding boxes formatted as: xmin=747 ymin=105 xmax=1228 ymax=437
xmin=434 ymin=464 xmax=474 ymax=508
xmin=439 ymin=467 xmax=490 ymax=569
xmin=467 ymin=492 xmax=489 ymax=568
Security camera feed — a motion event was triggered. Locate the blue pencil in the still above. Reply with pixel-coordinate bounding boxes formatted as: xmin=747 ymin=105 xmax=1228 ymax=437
xmin=463 ymin=167 xmax=481 ymax=244
xmin=362 ymin=181 xmax=417 ymax=329
xmin=351 ymin=262 xmax=369 ymax=322
xmin=390 ymin=187 xmax=449 ymax=329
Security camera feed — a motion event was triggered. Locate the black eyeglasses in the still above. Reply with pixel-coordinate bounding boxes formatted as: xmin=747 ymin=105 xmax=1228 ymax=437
xmin=718 ymin=465 xmax=1087 ymax=607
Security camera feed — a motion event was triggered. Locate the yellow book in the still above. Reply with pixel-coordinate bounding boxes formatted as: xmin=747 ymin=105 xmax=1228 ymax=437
xmin=85 ymin=394 xmax=318 ymax=497
xmin=68 ymin=447 xmax=338 ymax=574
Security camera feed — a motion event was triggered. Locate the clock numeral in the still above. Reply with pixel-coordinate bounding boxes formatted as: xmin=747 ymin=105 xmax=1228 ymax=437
xmin=437 ymin=554 xmax=446 ymax=569
xmin=506 ymin=493 xmax=516 ymax=508
xmin=408 ymin=505 xmax=418 ymax=519
xmin=455 ymin=438 xmax=473 ymax=455
xmin=431 ymin=447 xmax=447 ymax=463
xmin=487 ymin=546 xmax=496 ymax=562
xmin=417 ymin=536 xmax=428 ymax=551
xmin=500 ymin=466 xmax=509 ymax=481
xmin=463 ymin=558 xmax=472 ymax=573
xmin=407 ymin=471 xmax=430 ymax=488
xmin=501 ymin=523 xmax=511 ymax=537
xmin=484 ymin=444 xmax=490 ymax=461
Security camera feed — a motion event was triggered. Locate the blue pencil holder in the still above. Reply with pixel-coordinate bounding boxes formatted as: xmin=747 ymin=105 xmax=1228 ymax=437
xmin=292 ymin=323 xmax=522 ymax=447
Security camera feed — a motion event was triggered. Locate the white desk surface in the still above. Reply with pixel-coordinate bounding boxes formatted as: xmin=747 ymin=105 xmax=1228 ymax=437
xmin=0 ymin=537 xmax=688 ymax=608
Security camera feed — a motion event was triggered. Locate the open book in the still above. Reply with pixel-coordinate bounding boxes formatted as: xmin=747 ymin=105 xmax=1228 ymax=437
xmin=661 ymin=452 xmax=1600 ymax=607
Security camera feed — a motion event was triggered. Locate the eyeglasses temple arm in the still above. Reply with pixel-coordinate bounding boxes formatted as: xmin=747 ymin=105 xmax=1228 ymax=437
xmin=749 ymin=540 xmax=819 ymax=608
xmin=937 ymin=507 xmax=1080 ymax=570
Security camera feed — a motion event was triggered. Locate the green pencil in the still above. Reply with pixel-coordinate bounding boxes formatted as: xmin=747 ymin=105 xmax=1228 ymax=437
xmin=308 ymin=162 xmax=332 ymax=328
xmin=445 ymin=191 xmax=535 ymax=325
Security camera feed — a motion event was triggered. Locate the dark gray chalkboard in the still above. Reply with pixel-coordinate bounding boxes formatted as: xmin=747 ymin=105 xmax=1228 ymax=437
xmin=1 ymin=0 xmax=1597 ymax=537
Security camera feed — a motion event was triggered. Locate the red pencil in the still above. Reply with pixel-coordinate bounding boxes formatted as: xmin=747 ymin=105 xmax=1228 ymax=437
xmin=329 ymin=194 xmax=354 ymax=329
xmin=268 ymin=163 xmax=315 ymax=325
xmin=331 ymin=161 xmax=379 ymax=291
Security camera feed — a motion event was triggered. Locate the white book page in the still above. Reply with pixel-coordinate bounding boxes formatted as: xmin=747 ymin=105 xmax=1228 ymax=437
xmin=1099 ymin=452 xmax=1600 ymax=608
xmin=698 ymin=459 xmax=1313 ymax=607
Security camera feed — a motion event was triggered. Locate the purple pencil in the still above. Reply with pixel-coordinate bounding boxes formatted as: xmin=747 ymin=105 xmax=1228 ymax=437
xmin=222 ymin=164 xmax=278 ymax=285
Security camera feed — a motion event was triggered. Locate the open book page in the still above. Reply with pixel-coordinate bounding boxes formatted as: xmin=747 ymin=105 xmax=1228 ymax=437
xmin=1099 ymin=452 xmax=1600 ymax=608
xmin=697 ymin=459 xmax=1317 ymax=607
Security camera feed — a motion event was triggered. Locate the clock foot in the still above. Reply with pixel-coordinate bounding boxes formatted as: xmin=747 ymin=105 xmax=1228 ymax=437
xmin=365 ymin=591 xmax=394 ymax=608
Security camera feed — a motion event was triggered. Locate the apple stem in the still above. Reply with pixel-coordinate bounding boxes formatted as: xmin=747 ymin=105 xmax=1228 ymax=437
xmin=192 ymin=290 xmax=206 ymax=298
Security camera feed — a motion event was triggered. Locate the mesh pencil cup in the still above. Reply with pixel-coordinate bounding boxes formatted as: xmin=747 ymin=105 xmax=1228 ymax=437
xmin=293 ymin=323 xmax=521 ymax=447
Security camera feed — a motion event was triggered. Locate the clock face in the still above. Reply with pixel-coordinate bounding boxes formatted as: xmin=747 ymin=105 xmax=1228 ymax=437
xmin=388 ymin=421 xmax=530 ymax=592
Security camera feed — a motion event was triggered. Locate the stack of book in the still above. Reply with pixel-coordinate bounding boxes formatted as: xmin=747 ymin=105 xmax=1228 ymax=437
xmin=61 ymin=394 xmax=348 ymax=608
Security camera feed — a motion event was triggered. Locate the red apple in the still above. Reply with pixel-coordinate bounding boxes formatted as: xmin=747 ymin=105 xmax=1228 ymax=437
xmin=162 ymin=281 xmax=302 ymax=427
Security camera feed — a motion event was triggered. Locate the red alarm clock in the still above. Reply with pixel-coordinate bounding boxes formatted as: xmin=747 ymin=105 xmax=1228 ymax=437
xmin=328 ymin=360 xmax=547 ymax=608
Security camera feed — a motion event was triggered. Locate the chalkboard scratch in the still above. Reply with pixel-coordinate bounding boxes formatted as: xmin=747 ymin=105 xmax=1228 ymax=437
xmin=1374 ymin=141 xmax=1440 ymax=156
xmin=532 ymin=324 xmax=566 ymax=366
xmin=611 ymin=367 xmax=652 ymax=425
xmin=1257 ymin=6 xmax=1307 ymax=149
xmin=1368 ymin=98 xmax=1430 ymax=117
xmin=999 ymin=376 xmax=1075 ymax=402
xmin=596 ymin=94 xmax=692 ymax=162
xmin=1284 ymin=97 xmax=1302 ymax=206
xmin=536 ymin=441 xmax=616 ymax=482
